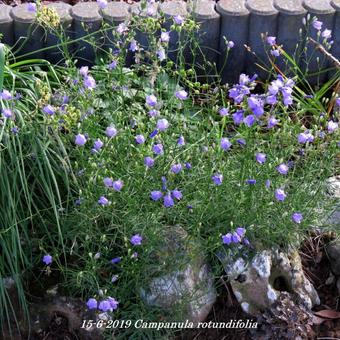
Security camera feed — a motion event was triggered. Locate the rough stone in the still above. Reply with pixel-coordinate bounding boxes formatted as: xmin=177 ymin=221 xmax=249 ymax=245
xmin=140 ymin=226 xmax=216 ymax=323
xmin=29 ymin=296 xmax=104 ymax=339
xmin=326 ymin=241 xmax=340 ymax=276
xmin=219 ymin=248 xmax=320 ymax=315
xmin=130 ymin=2 xmax=159 ymax=18
xmin=323 ymin=176 xmax=340 ymax=227
xmin=3 ymin=276 xmax=15 ymax=289
xmin=275 ymin=0 xmax=307 ymax=14
xmin=101 ymin=1 xmax=130 ymax=23
xmin=246 ymin=0 xmax=279 ymax=16
xmin=327 ymin=176 xmax=340 ymax=198
xmin=251 ymin=292 xmax=315 ymax=339
xmin=303 ymin=0 xmax=336 ymax=14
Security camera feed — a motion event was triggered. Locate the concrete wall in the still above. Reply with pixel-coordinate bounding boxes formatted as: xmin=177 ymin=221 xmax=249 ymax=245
xmin=0 ymin=0 xmax=339 ymax=82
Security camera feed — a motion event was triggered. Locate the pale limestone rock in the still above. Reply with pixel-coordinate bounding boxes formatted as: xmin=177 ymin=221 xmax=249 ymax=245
xmin=219 ymin=248 xmax=319 ymax=315
xmin=140 ymin=226 xmax=216 ymax=323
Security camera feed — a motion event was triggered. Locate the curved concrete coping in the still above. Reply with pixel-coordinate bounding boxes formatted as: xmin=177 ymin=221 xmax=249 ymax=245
xmin=11 ymin=4 xmax=36 ymax=24
xmin=246 ymin=0 xmax=278 ymax=16
xmin=46 ymin=3 xmax=72 ymax=24
xmin=188 ymin=0 xmax=220 ymax=20
xmin=71 ymin=2 xmax=102 ymax=23
xmin=130 ymin=2 xmax=159 ymax=18
xmin=101 ymin=1 xmax=130 ymax=22
xmin=303 ymin=0 xmax=335 ymax=14
xmin=0 ymin=5 xmax=12 ymax=24
xmin=274 ymin=0 xmax=307 ymax=15
xmin=159 ymin=1 xmax=188 ymax=19
xmin=216 ymin=0 xmax=249 ymax=16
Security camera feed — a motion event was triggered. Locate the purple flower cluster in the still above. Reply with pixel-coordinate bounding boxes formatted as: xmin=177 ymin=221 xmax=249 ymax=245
xmin=150 ymin=177 xmax=182 ymax=208
xmin=130 ymin=234 xmax=143 ymax=246
xmin=157 ymin=118 xmax=170 ymax=131
xmin=97 ymin=0 xmax=107 ymax=9
xmin=292 ymin=212 xmax=303 ymax=224
xmin=275 ymin=189 xmax=287 ymax=201
xmin=42 ymin=254 xmax=52 ymax=265
xmin=174 ymin=15 xmax=184 ymax=25
xmin=256 ymin=153 xmax=266 ymax=164
xmin=0 ymin=89 xmax=13 ymax=100
xmin=298 ymin=131 xmax=314 ymax=144
xmin=247 ymin=95 xmax=264 ymax=117
xmin=220 ymin=138 xmax=232 ymax=151
xmin=27 ymin=2 xmax=37 ymax=12
xmin=212 ymin=173 xmax=223 ymax=186
xmin=78 ymin=66 xmax=96 ymax=90
xmin=43 ymin=105 xmax=55 ymax=116
xmin=103 ymin=178 xmax=124 ymax=192
xmin=144 ymin=156 xmax=155 ymax=168
xmin=106 ymin=126 xmax=118 ymax=138
xmin=219 ymin=107 xmax=229 ymax=116
xmin=222 ymin=227 xmax=248 ymax=245
xmin=161 ymin=31 xmax=170 ymax=43
xmin=75 ymin=134 xmax=87 ymax=146
xmin=175 ymin=90 xmax=188 ymax=100
xmin=229 ymin=74 xmax=255 ymax=104
xmin=277 ymin=163 xmax=289 ymax=175
xmin=86 ymin=297 xmax=119 ymax=312
xmin=146 ymin=94 xmax=157 ymax=107
xmin=266 ymin=75 xmax=294 ymax=107
xmin=2 ymin=108 xmax=13 ymax=119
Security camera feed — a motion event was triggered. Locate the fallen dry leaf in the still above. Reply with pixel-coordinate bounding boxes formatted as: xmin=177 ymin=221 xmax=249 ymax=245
xmin=314 ymin=309 xmax=340 ymax=319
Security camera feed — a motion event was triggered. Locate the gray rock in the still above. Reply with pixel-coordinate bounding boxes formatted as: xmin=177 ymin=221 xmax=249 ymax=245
xmin=327 ymin=176 xmax=340 ymax=198
xmin=140 ymin=226 xmax=216 ymax=323
xmin=326 ymin=241 xmax=340 ymax=276
xmin=3 ymin=276 xmax=15 ymax=290
xmin=324 ymin=176 xmax=340 ymax=227
xmin=219 ymin=248 xmax=319 ymax=315
xmin=327 ymin=208 xmax=340 ymax=227
xmin=337 ymin=277 xmax=340 ymax=295
xmin=29 ymin=296 xmax=104 ymax=340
